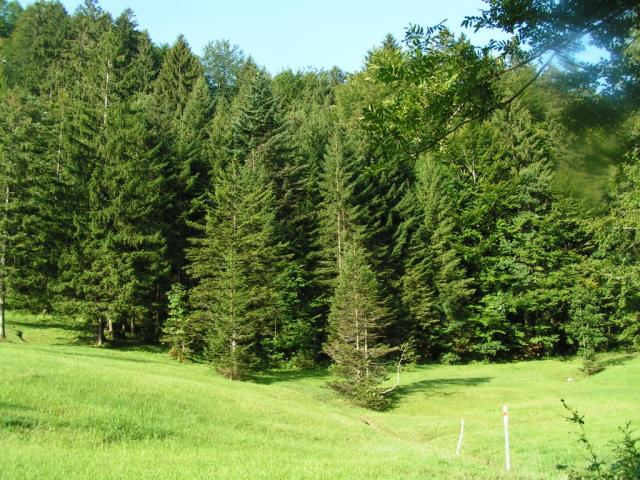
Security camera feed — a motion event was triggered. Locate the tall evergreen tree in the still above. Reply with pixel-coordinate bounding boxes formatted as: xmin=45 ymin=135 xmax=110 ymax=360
xmin=187 ymin=158 xmax=282 ymax=379
xmin=153 ymin=35 xmax=203 ymax=118
xmin=324 ymin=242 xmax=392 ymax=409
xmin=0 ymin=91 xmax=54 ymax=338
xmin=153 ymin=35 xmax=208 ymax=284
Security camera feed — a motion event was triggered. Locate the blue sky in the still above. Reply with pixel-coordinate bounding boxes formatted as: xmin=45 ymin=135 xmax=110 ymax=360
xmin=50 ymin=0 xmax=606 ymax=74
xmin=54 ymin=0 xmax=504 ymax=73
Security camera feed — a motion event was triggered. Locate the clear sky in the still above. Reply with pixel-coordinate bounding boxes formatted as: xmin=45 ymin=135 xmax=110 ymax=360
xmin=44 ymin=0 xmax=606 ymax=74
xmin=53 ymin=0 xmax=504 ymax=73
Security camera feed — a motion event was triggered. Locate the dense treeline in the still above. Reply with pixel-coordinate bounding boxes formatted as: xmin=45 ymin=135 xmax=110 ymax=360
xmin=1 ymin=0 xmax=638 ymax=406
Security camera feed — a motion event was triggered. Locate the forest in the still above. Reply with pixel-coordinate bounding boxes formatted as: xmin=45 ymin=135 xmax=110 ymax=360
xmin=0 ymin=0 xmax=638 ymax=409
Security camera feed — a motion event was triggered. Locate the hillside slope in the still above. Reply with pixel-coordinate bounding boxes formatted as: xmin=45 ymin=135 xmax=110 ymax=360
xmin=1 ymin=313 xmax=638 ymax=479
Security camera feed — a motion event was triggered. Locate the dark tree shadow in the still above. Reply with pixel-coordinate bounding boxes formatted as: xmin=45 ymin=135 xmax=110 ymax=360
xmin=386 ymin=376 xmax=492 ymax=409
xmin=252 ymin=368 xmax=330 ymax=385
xmin=102 ymin=339 xmax=168 ymax=354
xmin=598 ymin=353 xmax=636 ymax=368
xmin=29 ymin=347 xmax=167 ymax=366
xmin=0 ymin=401 xmax=33 ymax=412
xmin=10 ymin=319 xmax=85 ymax=333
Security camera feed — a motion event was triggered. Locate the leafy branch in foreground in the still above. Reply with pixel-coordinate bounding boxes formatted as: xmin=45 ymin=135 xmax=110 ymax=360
xmin=559 ymin=399 xmax=640 ymax=479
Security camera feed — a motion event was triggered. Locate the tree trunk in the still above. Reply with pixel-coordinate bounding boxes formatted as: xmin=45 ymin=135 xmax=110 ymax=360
xmin=97 ymin=317 xmax=104 ymax=346
xmin=0 ymin=282 xmax=5 ymax=340
xmin=0 ymin=184 xmax=8 ymax=340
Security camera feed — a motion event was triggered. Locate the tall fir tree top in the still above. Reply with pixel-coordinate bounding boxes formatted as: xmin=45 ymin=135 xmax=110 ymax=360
xmin=154 ymin=34 xmax=204 ymax=118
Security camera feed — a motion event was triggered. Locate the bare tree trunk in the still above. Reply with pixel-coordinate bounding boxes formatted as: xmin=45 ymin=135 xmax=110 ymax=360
xmin=103 ymin=60 xmax=110 ymax=126
xmin=337 ymin=210 xmax=342 ymax=271
xmin=97 ymin=317 xmax=104 ymax=346
xmin=107 ymin=317 xmax=113 ymax=333
xmin=364 ymin=317 xmax=369 ymax=378
xmin=0 ymin=184 xmax=9 ymax=340
xmin=0 ymin=279 xmax=5 ymax=340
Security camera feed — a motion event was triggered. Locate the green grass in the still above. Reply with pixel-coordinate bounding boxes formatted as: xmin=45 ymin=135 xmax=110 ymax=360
xmin=1 ymin=312 xmax=638 ymax=479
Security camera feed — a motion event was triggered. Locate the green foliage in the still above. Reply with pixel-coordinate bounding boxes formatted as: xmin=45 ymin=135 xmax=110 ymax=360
xmin=0 ymin=1 xmax=68 ymax=94
xmin=201 ymin=39 xmax=245 ymax=101
xmin=324 ymin=243 xmax=392 ymax=409
xmin=0 ymin=91 xmax=57 ymax=341
xmin=0 ymin=0 xmax=21 ymax=38
xmin=153 ymin=35 xmax=203 ymax=118
xmin=560 ymin=399 xmax=640 ymax=479
xmin=466 ymin=0 xmax=640 ymax=101
xmin=362 ymin=25 xmax=502 ymax=160
xmin=1 ymin=1 xmax=638 ymax=388
xmin=187 ymin=158 xmax=282 ymax=380
xmin=161 ymin=283 xmax=190 ymax=361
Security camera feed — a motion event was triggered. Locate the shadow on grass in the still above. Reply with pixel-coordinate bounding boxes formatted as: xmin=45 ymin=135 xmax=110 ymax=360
xmin=598 ymin=353 xmax=637 ymax=368
xmin=386 ymin=376 xmax=492 ymax=409
xmin=102 ymin=338 xmax=168 ymax=354
xmin=30 ymin=346 xmax=168 ymax=366
xmin=11 ymin=319 xmax=85 ymax=333
xmin=252 ymin=368 xmax=330 ymax=385
xmin=401 ymin=376 xmax=492 ymax=395
xmin=0 ymin=401 xmax=33 ymax=412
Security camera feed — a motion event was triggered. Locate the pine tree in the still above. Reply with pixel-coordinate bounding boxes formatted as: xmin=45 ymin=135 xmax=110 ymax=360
xmin=1 ymin=1 xmax=69 ymax=94
xmin=316 ymin=130 xmax=366 ymax=285
xmin=324 ymin=242 xmax=392 ymax=409
xmin=54 ymin=11 xmax=168 ymax=343
xmin=161 ymin=283 xmax=190 ymax=360
xmin=0 ymin=91 xmax=55 ymax=338
xmin=153 ymin=35 xmax=203 ymax=118
xmin=153 ymin=36 xmax=208 ymax=284
xmin=187 ymin=158 xmax=282 ymax=379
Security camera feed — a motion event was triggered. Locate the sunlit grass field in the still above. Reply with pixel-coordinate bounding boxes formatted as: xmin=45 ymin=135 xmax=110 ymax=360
xmin=1 ymin=311 xmax=638 ymax=479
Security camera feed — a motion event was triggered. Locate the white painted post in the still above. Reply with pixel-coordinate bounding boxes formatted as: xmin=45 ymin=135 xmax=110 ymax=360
xmin=456 ymin=418 xmax=464 ymax=456
xmin=503 ymin=405 xmax=511 ymax=472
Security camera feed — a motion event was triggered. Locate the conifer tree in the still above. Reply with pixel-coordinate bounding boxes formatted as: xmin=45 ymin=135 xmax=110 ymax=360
xmin=161 ymin=283 xmax=190 ymax=360
xmin=1 ymin=1 xmax=68 ymax=94
xmin=0 ymin=91 xmax=54 ymax=338
xmin=187 ymin=158 xmax=282 ymax=379
xmin=324 ymin=242 xmax=392 ymax=409
xmin=316 ymin=130 xmax=366 ymax=285
xmin=130 ymin=31 xmax=158 ymax=94
xmin=153 ymin=36 xmax=208 ymax=283
xmin=225 ymin=63 xmax=318 ymax=364
xmin=55 ymin=11 xmax=168 ymax=343
xmin=153 ymin=35 xmax=203 ymax=118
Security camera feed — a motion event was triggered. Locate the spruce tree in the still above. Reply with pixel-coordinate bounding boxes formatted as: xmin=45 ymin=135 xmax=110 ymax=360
xmin=0 ymin=91 xmax=54 ymax=338
xmin=316 ymin=130 xmax=366 ymax=285
xmin=324 ymin=242 xmax=392 ymax=409
xmin=153 ymin=36 xmax=208 ymax=283
xmin=187 ymin=158 xmax=282 ymax=379
xmin=224 ymin=63 xmax=316 ymax=365
xmin=153 ymin=35 xmax=203 ymax=118
xmin=1 ymin=1 xmax=69 ymax=94
xmin=54 ymin=12 xmax=168 ymax=343
xmin=161 ymin=283 xmax=190 ymax=360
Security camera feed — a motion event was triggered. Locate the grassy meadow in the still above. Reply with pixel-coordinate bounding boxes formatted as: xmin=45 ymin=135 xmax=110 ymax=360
xmin=0 ymin=311 xmax=638 ymax=479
